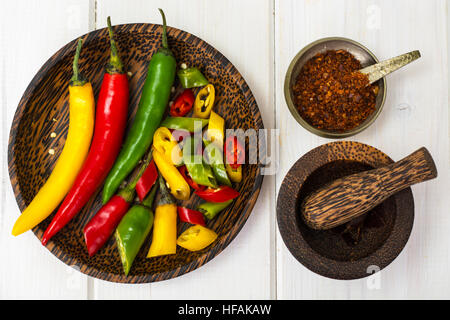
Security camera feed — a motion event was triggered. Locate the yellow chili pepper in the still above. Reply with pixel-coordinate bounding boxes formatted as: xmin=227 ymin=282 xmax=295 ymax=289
xmin=206 ymin=111 xmax=224 ymax=146
xmin=193 ymin=84 xmax=215 ymax=119
xmin=12 ymin=39 xmax=95 ymax=236
xmin=226 ymin=164 xmax=242 ymax=183
xmin=147 ymin=176 xmax=177 ymax=257
xmin=153 ymin=127 xmax=182 ymax=165
xmin=153 ymin=149 xmax=190 ymax=200
xmin=177 ymin=225 xmax=218 ymax=251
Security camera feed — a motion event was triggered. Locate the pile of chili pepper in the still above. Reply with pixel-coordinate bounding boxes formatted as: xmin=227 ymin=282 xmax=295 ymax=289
xmin=12 ymin=8 xmax=245 ymax=277
xmin=293 ymin=49 xmax=379 ymax=132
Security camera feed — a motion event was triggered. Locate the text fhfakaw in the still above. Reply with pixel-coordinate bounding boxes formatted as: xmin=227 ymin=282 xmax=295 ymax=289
xmin=178 ymin=304 xmax=272 ymax=317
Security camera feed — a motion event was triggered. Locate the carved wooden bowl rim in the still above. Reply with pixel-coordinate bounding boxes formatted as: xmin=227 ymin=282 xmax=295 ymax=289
xmin=276 ymin=141 xmax=414 ymax=280
xmin=8 ymin=23 xmax=264 ymax=283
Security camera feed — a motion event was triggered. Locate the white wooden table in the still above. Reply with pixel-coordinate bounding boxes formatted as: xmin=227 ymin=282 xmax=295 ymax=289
xmin=1 ymin=0 xmax=449 ymax=299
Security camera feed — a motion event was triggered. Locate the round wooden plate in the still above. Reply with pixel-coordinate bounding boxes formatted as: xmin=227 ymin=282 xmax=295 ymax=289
xmin=277 ymin=141 xmax=414 ymax=280
xmin=8 ymin=23 xmax=264 ymax=283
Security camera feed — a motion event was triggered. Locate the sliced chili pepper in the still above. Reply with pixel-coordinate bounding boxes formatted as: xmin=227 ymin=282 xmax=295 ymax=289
xmin=225 ymin=163 xmax=242 ymax=183
xmin=177 ymin=67 xmax=209 ymax=89
xmin=170 ymin=89 xmax=194 ymax=117
xmin=178 ymin=165 xmax=205 ymax=191
xmin=193 ymin=84 xmax=215 ymax=119
xmin=177 ymin=207 xmax=206 ymax=226
xmin=161 ymin=117 xmax=209 ymax=132
xmin=176 ymin=225 xmax=217 ymax=251
xmin=83 ymin=154 xmax=152 ymax=256
xmin=135 ymin=159 xmax=158 ymax=201
xmin=153 ymin=127 xmax=182 ymax=165
xmin=153 ymin=149 xmax=190 ymax=200
xmin=204 ymin=141 xmax=232 ymax=187
xmin=11 ymin=39 xmax=95 ymax=238
xmin=195 ymin=186 xmax=240 ymax=203
xmin=197 ymin=199 xmax=233 ymax=220
xmin=147 ymin=175 xmax=177 ymax=257
xmin=170 ymin=129 xmax=191 ymax=143
xmin=225 ymin=135 xmax=245 ymax=169
xmin=84 ymin=194 xmax=131 ymax=257
xmin=183 ymin=136 xmax=218 ymax=188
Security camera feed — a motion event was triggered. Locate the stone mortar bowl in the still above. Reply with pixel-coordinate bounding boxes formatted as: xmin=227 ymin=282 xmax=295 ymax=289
xmin=276 ymin=141 xmax=414 ymax=280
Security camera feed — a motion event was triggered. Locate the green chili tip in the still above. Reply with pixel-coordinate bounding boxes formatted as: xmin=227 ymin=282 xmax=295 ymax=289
xmin=106 ymin=16 xmax=124 ymax=73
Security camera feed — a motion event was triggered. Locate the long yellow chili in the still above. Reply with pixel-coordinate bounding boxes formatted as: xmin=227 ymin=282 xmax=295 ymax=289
xmin=12 ymin=39 xmax=95 ymax=236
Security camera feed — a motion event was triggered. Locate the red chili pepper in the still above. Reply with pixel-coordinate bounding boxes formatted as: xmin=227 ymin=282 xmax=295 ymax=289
xmin=83 ymin=194 xmax=131 ymax=256
xmin=83 ymin=155 xmax=152 ymax=256
xmin=136 ymin=160 xmax=158 ymax=201
xmin=177 ymin=207 xmax=206 ymax=226
xmin=225 ymin=135 xmax=244 ymax=169
xmin=170 ymin=89 xmax=195 ymax=117
xmin=178 ymin=165 xmax=206 ymax=191
xmin=41 ymin=19 xmax=129 ymax=246
xmin=195 ymin=186 xmax=240 ymax=202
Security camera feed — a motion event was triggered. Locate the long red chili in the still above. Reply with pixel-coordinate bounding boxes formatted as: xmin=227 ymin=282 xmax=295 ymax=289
xmin=42 ymin=17 xmax=129 ymax=245
xmin=83 ymin=154 xmax=152 ymax=256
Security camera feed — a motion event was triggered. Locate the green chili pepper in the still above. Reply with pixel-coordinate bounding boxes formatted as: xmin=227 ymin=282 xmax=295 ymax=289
xmin=197 ymin=199 xmax=233 ymax=220
xmin=177 ymin=67 xmax=209 ymax=88
xmin=102 ymin=9 xmax=176 ymax=204
xmin=183 ymin=136 xmax=217 ymax=188
xmin=203 ymin=140 xmax=231 ymax=187
xmin=161 ymin=117 xmax=209 ymax=132
xmin=115 ymin=185 xmax=157 ymax=276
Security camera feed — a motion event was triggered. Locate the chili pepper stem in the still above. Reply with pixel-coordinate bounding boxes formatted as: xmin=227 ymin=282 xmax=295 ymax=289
xmin=158 ymin=174 xmax=175 ymax=206
xmin=70 ymin=39 xmax=86 ymax=86
xmin=158 ymin=8 xmax=169 ymax=49
xmin=118 ymin=153 xmax=153 ymax=201
xmin=106 ymin=16 xmax=124 ymax=74
xmin=141 ymin=184 xmax=158 ymax=208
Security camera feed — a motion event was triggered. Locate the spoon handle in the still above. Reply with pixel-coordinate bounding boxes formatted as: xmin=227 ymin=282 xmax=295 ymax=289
xmin=360 ymin=50 xmax=421 ymax=84
xmin=302 ymin=147 xmax=437 ymax=230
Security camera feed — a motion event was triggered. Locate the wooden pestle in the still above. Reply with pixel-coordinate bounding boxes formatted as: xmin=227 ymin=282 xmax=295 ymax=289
xmin=302 ymin=147 xmax=437 ymax=230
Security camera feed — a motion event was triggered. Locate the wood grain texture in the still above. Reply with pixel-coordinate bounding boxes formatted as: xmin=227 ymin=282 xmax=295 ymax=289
xmin=303 ymin=147 xmax=437 ymax=230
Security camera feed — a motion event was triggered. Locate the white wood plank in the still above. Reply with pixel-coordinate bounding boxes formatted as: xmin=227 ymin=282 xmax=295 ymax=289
xmin=275 ymin=0 xmax=450 ymax=299
xmin=0 ymin=0 xmax=93 ymax=299
xmin=94 ymin=0 xmax=275 ymax=299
